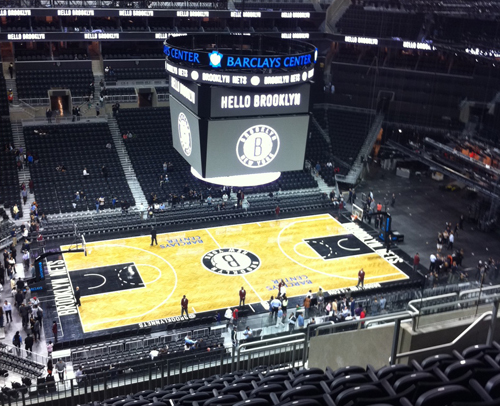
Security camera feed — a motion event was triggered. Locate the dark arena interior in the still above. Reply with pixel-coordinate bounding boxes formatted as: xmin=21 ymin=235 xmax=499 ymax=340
xmin=1 ymin=0 xmax=500 ymax=405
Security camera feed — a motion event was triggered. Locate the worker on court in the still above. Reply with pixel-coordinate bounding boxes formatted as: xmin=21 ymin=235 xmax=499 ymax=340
xmin=181 ymin=295 xmax=189 ymax=317
xmin=150 ymin=227 xmax=158 ymax=246
xmin=356 ymin=268 xmax=365 ymax=289
xmin=75 ymin=286 xmax=81 ymax=307
xmin=239 ymin=287 xmax=246 ymax=306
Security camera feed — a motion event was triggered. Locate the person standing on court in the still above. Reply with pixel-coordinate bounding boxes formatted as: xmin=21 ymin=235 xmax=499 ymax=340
xmin=75 ymin=286 xmax=81 ymax=307
xmin=151 ymin=227 xmax=158 ymax=246
xmin=181 ymin=295 xmax=189 ymax=317
xmin=239 ymin=287 xmax=246 ymax=307
xmin=356 ymin=268 xmax=365 ymax=289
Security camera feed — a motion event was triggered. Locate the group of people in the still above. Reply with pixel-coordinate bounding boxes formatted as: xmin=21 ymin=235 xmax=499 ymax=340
xmin=426 ymin=218 xmax=468 ymax=286
xmin=361 ymin=191 xmax=389 ymax=227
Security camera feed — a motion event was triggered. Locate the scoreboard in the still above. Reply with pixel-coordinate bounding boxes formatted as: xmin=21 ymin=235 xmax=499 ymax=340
xmin=166 ymin=34 xmax=316 ymax=183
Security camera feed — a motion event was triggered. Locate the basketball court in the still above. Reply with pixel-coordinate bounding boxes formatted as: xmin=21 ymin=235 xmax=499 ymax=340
xmin=60 ymin=213 xmax=409 ymax=333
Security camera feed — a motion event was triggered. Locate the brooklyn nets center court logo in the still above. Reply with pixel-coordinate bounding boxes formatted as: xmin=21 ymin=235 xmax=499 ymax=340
xmin=178 ymin=112 xmax=192 ymax=156
xmin=202 ymin=248 xmax=261 ymax=276
xmin=236 ymin=125 xmax=280 ymax=168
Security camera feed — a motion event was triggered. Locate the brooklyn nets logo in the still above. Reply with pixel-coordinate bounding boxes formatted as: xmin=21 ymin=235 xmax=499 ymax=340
xmin=178 ymin=112 xmax=192 ymax=156
xmin=202 ymin=248 xmax=261 ymax=276
xmin=236 ymin=125 xmax=280 ymax=168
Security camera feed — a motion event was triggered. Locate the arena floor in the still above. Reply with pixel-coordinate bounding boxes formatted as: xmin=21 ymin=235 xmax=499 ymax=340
xmin=61 ymin=214 xmax=409 ymax=333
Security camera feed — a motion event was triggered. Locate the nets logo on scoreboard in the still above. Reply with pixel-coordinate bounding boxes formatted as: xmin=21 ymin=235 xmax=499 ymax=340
xmin=236 ymin=125 xmax=280 ymax=168
xmin=178 ymin=112 xmax=192 ymax=157
xmin=202 ymin=248 xmax=261 ymax=276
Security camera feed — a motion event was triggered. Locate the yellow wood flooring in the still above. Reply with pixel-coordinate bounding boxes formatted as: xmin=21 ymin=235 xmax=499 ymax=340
xmin=61 ymin=214 xmax=408 ymax=332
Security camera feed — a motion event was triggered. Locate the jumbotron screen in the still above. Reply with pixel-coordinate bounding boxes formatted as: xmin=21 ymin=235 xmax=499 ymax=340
xmin=169 ymin=76 xmax=311 ymax=118
xmin=170 ymin=96 xmax=204 ymax=175
xmin=205 ymin=114 xmax=310 ymax=177
xmin=209 ymin=83 xmax=311 ymax=118
xmin=170 ymin=95 xmax=310 ymax=178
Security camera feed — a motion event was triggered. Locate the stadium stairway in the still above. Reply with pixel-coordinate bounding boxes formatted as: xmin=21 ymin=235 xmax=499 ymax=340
xmin=325 ymin=0 xmax=352 ymax=33
xmin=11 ymin=120 xmax=32 ymax=224
xmin=4 ymin=78 xmax=18 ymax=106
xmin=315 ymin=173 xmax=334 ymax=196
xmin=108 ymin=116 xmax=148 ymax=209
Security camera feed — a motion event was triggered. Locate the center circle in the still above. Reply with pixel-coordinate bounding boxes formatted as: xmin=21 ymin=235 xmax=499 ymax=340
xmin=201 ymin=248 xmax=261 ymax=276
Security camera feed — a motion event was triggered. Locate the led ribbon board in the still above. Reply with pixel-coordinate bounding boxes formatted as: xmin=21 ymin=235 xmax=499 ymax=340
xmin=164 ymin=34 xmax=317 ymax=72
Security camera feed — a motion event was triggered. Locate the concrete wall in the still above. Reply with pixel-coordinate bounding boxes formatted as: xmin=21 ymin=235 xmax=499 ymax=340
xmin=309 ymin=306 xmax=499 ymax=370
xmin=399 ymin=310 xmax=500 ymax=364
xmin=309 ymin=324 xmax=396 ymax=370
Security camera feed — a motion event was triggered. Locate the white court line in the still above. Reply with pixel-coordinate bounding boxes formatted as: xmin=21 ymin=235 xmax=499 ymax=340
xmin=84 ymin=274 xmax=107 ymax=289
xmin=65 ymin=213 xmax=333 ymax=249
xmin=192 ymin=307 xmax=196 ymax=313
xmin=337 ymin=238 xmax=360 ymax=252
xmin=74 ymin=262 xmax=147 ymax=298
xmin=136 ymin=264 xmax=162 ymax=285
xmin=205 ymin=228 xmax=265 ymax=303
xmin=62 ymin=251 xmax=84 ymax=335
xmin=277 ymin=219 xmax=358 ymax=280
xmin=72 ymin=244 xmax=178 ymax=330
xmin=278 ymin=217 xmax=408 ymax=281
xmin=293 ymin=241 xmax=322 ymax=259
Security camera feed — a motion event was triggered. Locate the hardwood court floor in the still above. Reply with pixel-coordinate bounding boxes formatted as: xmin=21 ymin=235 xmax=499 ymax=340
xmin=61 ymin=214 xmax=408 ymax=332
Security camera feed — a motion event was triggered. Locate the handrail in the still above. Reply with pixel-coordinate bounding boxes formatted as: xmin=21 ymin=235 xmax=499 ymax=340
xmin=460 ymin=285 xmax=500 ymax=299
xmin=21 ymin=116 xmax=108 ymax=125
xmin=236 ymin=336 xmax=307 ymax=371
xmin=18 ymin=99 xmax=37 ymax=117
xmin=0 ymin=342 xmax=48 ymax=367
xmin=407 ymin=292 xmax=458 ymax=313
xmin=313 ymin=311 xmax=416 ymax=335
xmin=237 ymin=333 xmax=305 ymax=352
xmin=238 ymin=338 xmax=306 ymax=356
xmin=395 ymin=311 xmax=493 ymax=360
xmin=418 ymin=294 xmax=500 ymax=314
xmin=313 ymin=103 xmax=376 ymax=115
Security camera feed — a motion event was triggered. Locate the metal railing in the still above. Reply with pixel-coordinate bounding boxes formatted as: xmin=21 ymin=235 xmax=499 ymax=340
xmin=19 ymin=98 xmax=50 ymax=107
xmin=18 ymin=99 xmax=37 ymax=117
xmin=395 ymin=301 xmax=499 ymax=362
xmin=3 ymin=285 xmax=500 ymax=405
xmin=105 ymin=95 xmax=138 ymax=103
xmin=234 ymin=333 xmax=307 ymax=371
xmin=21 ymin=116 xmax=109 ymax=126
xmin=0 ymin=343 xmax=48 ymax=371
xmin=158 ymin=93 xmax=170 ymax=102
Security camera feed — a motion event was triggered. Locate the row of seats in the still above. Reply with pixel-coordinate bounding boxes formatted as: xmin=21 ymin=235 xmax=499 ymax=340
xmin=0 ymin=345 xmax=45 ymax=379
xmin=16 ymin=68 xmax=94 ymax=99
xmin=74 ymin=334 xmax=224 ymax=376
xmin=105 ymin=68 xmax=167 ymax=82
xmin=116 ymin=108 xmax=318 ymax=206
xmin=64 ymin=342 xmax=500 ymax=406
xmin=36 ymin=190 xmax=329 ymax=240
xmin=313 ymin=107 xmax=374 ymax=167
xmin=336 ymin=6 xmax=425 ymax=40
xmin=328 ymin=62 xmax=500 ymax=129
xmin=23 ymin=122 xmax=135 ymax=214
